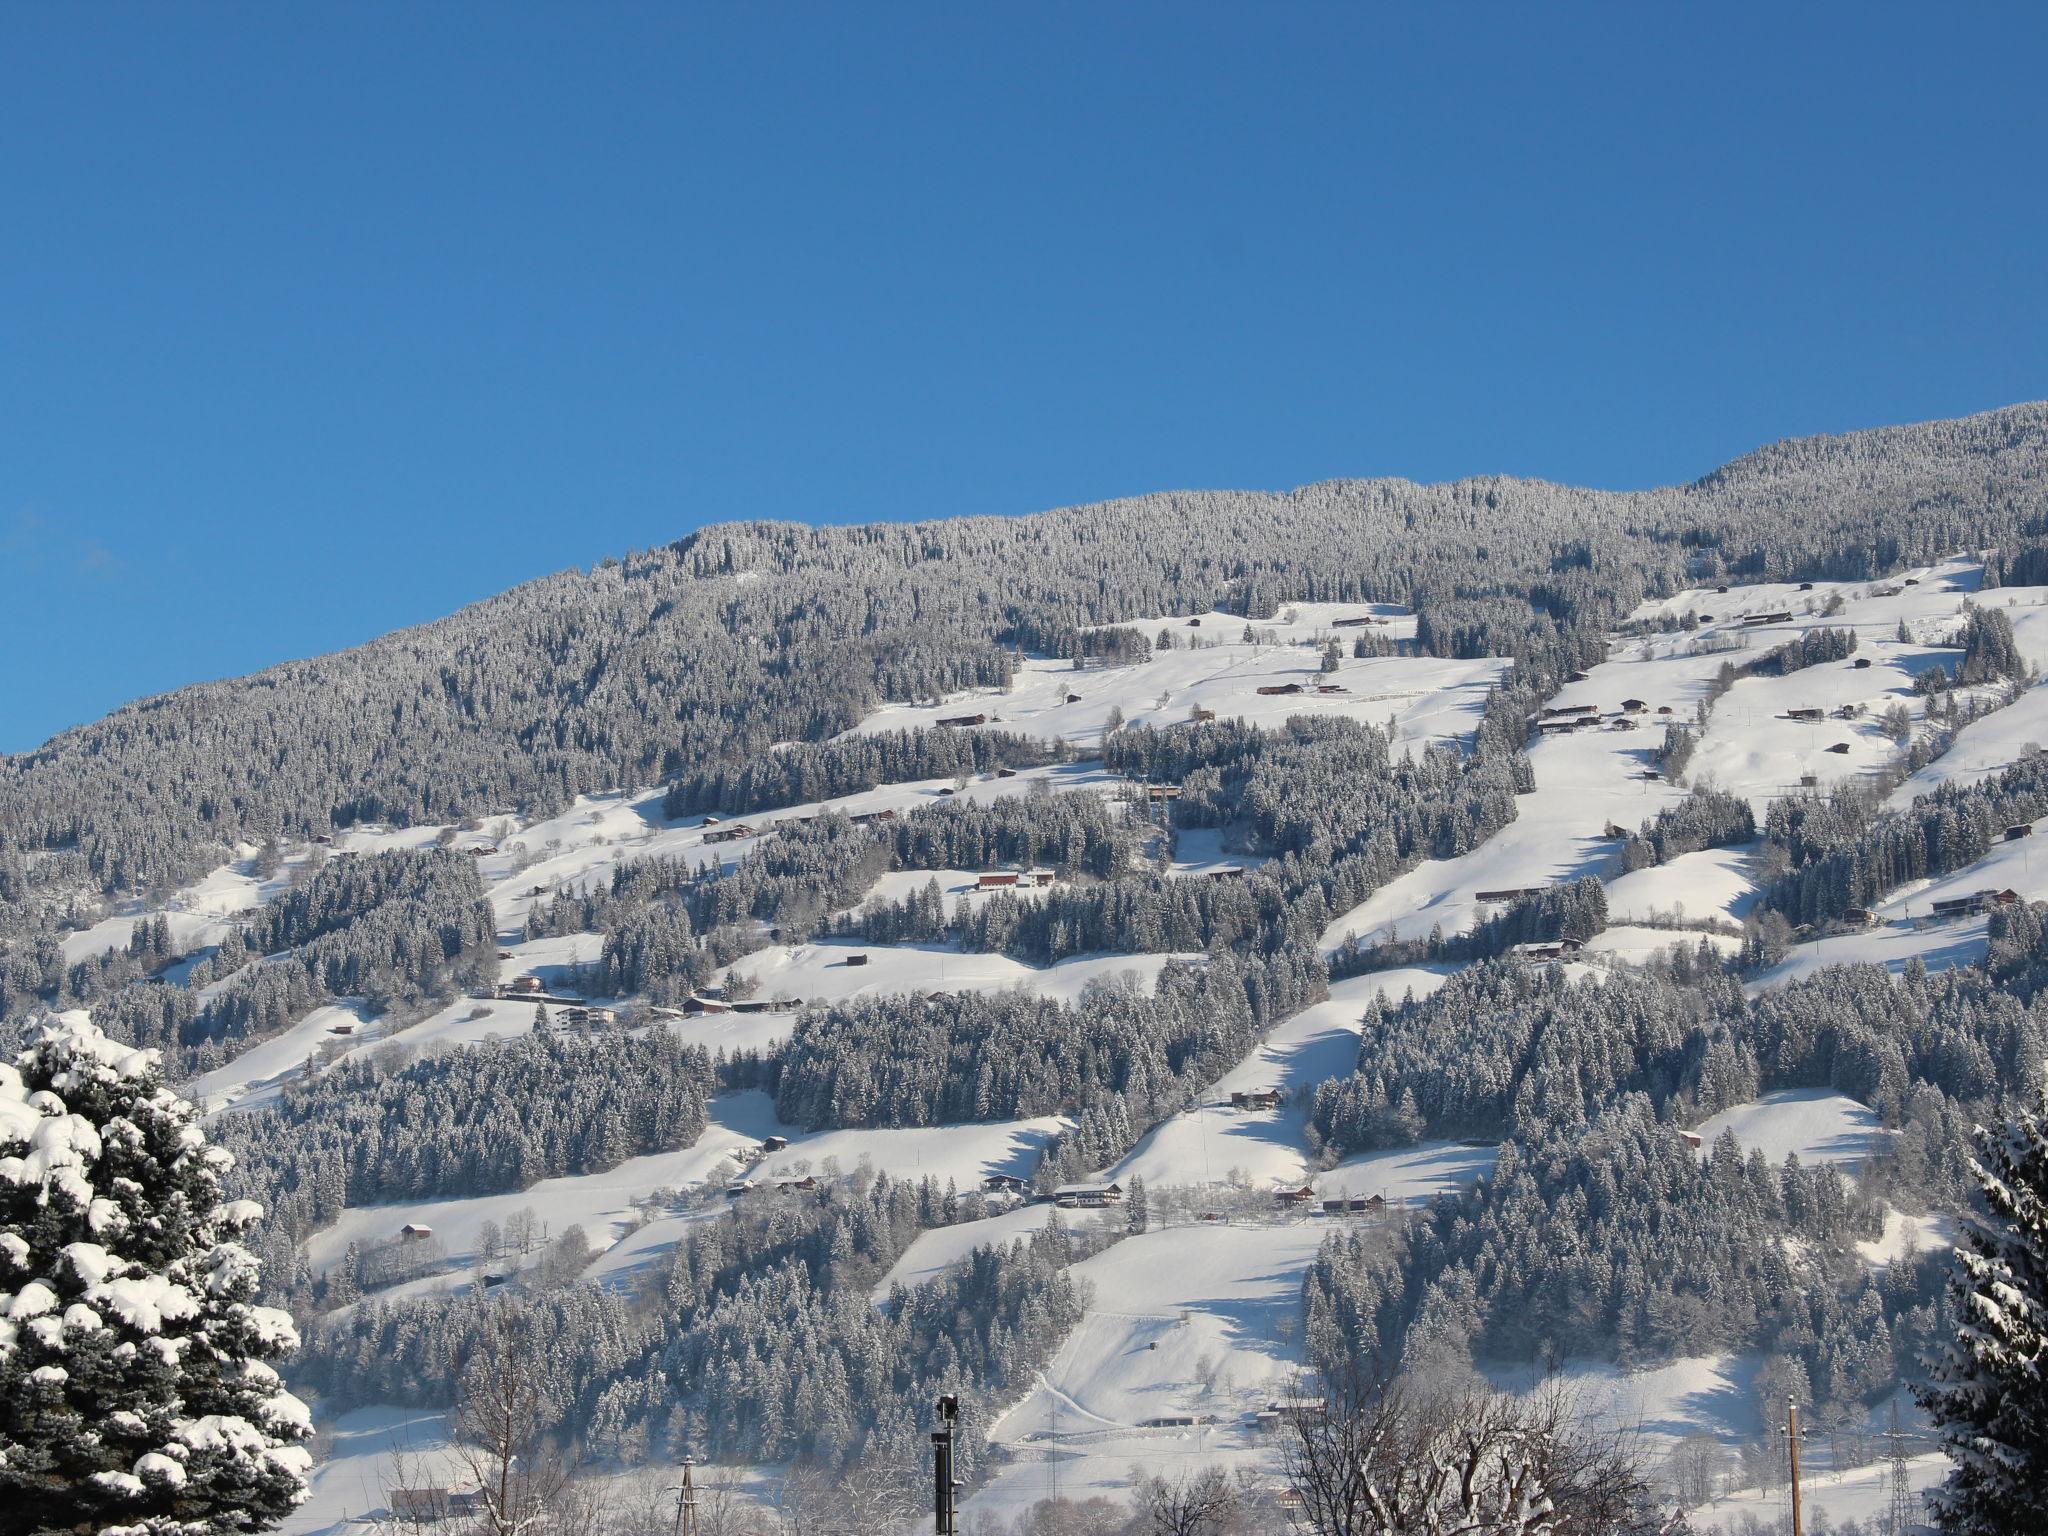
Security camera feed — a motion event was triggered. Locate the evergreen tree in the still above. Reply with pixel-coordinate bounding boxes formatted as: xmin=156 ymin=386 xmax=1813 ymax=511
xmin=1915 ymin=1075 xmax=2048 ymax=1535
xmin=0 ymin=1015 xmax=312 ymax=1535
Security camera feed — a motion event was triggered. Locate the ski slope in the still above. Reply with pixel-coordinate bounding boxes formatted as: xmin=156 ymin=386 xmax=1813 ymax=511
xmin=975 ymin=1222 xmax=1330 ymax=1520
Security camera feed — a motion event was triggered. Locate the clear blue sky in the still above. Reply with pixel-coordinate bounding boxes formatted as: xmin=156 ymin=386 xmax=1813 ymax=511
xmin=6 ymin=4 xmax=2045 ymax=752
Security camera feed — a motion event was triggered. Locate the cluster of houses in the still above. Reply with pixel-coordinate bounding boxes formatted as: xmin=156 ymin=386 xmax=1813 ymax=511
xmin=1532 ymin=697 xmax=1668 ymax=736
xmin=682 ymin=994 xmax=788 ymax=1015
xmin=1930 ymin=888 xmax=2021 ymax=921
xmin=1269 ymin=1186 xmax=1389 ymax=1216
xmin=1253 ymin=681 xmax=1351 ymax=697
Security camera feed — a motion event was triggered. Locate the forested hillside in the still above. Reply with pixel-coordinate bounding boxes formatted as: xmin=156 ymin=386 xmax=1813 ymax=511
xmin=5 ymin=404 xmax=2044 ymax=912
xmin=11 ymin=402 xmax=2048 ymax=1533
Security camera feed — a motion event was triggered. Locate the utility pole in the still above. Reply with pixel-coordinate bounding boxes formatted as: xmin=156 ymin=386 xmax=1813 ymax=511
xmin=1886 ymin=1400 xmax=1915 ymax=1536
xmin=1787 ymin=1398 xmax=1804 ymax=1536
xmin=930 ymin=1394 xmax=960 ymax=1536
xmin=666 ymin=1458 xmax=697 ymax=1536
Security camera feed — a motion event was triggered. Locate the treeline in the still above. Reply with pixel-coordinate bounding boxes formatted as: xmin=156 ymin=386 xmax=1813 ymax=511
xmin=1312 ymin=960 xmax=1743 ymax=1152
xmin=1620 ymin=785 xmax=1757 ymax=871
xmin=1326 ymin=875 xmax=1613 ymax=979
xmin=1753 ymin=626 xmax=1858 ymax=675
xmin=219 ymin=1027 xmax=713 ymax=1243
xmin=660 ymin=728 xmax=1065 ymax=819
xmin=1314 ymin=930 xmax=2048 ymax=1195
xmin=300 ymin=1177 xmax=1089 ymax=1476
xmin=1760 ymin=748 xmax=2048 ymax=926
xmin=1307 ymin=1101 xmax=1940 ymax=1422
xmin=774 ymin=948 xmax=1326 ymax=1132
xmin=885 ymin=790 xmax=1142 ymax=881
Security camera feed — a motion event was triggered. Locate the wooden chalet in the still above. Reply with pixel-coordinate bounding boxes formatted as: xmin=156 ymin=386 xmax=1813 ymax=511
xmin=1742 ymin=611 xmax=1795 ymax=626
xmin=399 ymin=1223 xmax=434 ymax=1242
xmin=1619 ymin=698 xmax=1648 ymax=713
xmin=1256 ymin=682 xmax=1305 ymax=696
xmin=702 ymin=823 xmax=755 ymax=844
xmin=1144 ymin=784 xmax=1183 ymax=800
xmin=2007 ymin=824 xmax=2035 ymax=841
xmin=1205 ymin=865 xmax=1247 ymax=881
xmin=1272 ymin=1185 xmax=1316 ymax=1206
xmin=1826 ymin=742 xmax=1852 ymax=754
xmin=1785 ymin=707 xmax=1825 ymax=722
xmin=1854 ymin=657 xmax=1874 ymax=669
xmin=983 ymin=1173 xmax=1031 ymax=1194
xmin=977 ymin=872 xmax=1020 ymax=889
xmin=760 ymin=1135 xmax=790 ymax=1153
xmin=506 ymin=975 xmax=544 ymax=995
xmin=844 ymin=952 xmax=870 ymax=966
xmin=1230 ymin=1088 xmax=1284 ymax=1111
xmin=1330 ymin=615 xmax=1379 ymax=628
xmin=936 ymin=713 xmax=988 ymax=728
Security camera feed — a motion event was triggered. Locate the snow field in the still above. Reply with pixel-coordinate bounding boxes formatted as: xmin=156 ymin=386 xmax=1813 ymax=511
xmin=1110 ymin=968 xmax=1454 ymax=1191
xmin=303 ymin=1090 xmax=1070 ymax=1289
xmin=715 ymin=941 xmax=1191 ymax=1013
xmin=1693 ymin=1089 xmax=1889 ymax=1168
xmin=843 ymin=643 xmax=1502 ymax=755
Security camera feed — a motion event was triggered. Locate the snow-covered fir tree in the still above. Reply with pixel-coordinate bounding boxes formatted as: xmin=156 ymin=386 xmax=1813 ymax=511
xmin=0 ymin=1015 xmax=311 ymax=1535
xmin=1915 ymin=1074 xmax=2048 ymax=1535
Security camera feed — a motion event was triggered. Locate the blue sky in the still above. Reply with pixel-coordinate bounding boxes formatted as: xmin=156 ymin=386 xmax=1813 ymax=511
xmin=5 ymin=4 xmax=2045 ymax=752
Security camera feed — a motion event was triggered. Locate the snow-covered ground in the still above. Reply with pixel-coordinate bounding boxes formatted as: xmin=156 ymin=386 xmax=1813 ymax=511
xmin=184 ymin=1001 xmax=375 ymax=1113
xmin=716 ymin=940 xmax=1191 ymax=1012
xmin=872 ymin=1204 xmax=1096 ymax=1301
xmin=58 ymin=845 xmax=313 ymax=966
xmin=844 ymin=641 xmax=1502 ymax=755
xmin=1856 ymin=1206 xmax=1956 ymax=1269
xmin=305 ymin=1090 xmax=1069 ymax=1288
xmin=1693 ymin=1089 xmax=1889 ymax=1167
xmin=1111 ymin=968 xmax=1454 ymax=1191
xmin=1583 ymin=924 xmax=1741 ymax=966
xmin=1604 ymin=844 xmax=1764 ymax=928
xmin=1747 ymin=915 xmax=1990 ymax=992
xmin=974 ymin=1222 xmax=1330 ymax=1521
xmin=276 ymin=1405 xmax=459 ymax=1536
xmin=1688 ymin=1451 xmax=1949 ymax=1532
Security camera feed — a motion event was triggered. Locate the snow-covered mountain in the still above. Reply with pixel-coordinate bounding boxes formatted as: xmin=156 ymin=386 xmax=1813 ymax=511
xmin=11 ymin=404 xmax=2048 ymax=1531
